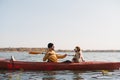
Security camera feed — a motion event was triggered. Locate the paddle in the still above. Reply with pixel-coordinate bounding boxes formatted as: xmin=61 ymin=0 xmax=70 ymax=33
xmin=101 ymin=70 xmax=109 ymax=75
xmin=29 ymin=52 xmax=74 ymax=56
xmin=29 ymin=51 xmax=45 ymax=54
xmin=29 ymin=51 xmax=43 ymax=54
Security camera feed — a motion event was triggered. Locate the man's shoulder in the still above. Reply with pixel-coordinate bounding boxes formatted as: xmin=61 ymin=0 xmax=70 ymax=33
xmin=47 ymin=50 xmax=55 ymax=54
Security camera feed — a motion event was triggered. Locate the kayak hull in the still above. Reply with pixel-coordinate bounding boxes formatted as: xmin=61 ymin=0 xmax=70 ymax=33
xmin=0 ymin=59 xmax=120 ymax=71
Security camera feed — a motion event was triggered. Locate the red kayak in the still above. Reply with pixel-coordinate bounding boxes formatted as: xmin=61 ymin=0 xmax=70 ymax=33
xmin=0 ymin=58 xmax=120 ymax=71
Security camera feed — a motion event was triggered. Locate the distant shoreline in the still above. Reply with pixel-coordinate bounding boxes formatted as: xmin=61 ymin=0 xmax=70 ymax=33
xmin=0 ymin=48 xmax=120 ymax=52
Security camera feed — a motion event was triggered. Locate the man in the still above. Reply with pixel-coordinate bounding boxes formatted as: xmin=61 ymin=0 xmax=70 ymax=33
xmin=43 ymin=43 xmax=67 ymax=62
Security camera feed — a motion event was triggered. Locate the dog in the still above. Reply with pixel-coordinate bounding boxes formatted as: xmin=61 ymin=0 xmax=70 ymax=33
xmin=72 ymin=46 xmax=85 ymax=62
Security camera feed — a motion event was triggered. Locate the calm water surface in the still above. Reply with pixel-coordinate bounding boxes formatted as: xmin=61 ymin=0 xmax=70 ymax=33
xmin=0 ymin=52 xmax=120 ymax=80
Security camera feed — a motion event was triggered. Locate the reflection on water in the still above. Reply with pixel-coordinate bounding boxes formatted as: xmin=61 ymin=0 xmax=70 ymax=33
xmin=72 ymin=71 xmax=84 ymax=80
xmin=0 ymin=52 xmax=120 ymax=80
xmin=0 ymin=70 xmax=120 ymax=80
xmin=42 ymin=71 xmax=56 ymax=80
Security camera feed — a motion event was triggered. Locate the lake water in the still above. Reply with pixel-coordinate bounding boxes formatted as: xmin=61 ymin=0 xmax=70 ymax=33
xmin=0 ymin=52 xmax=120 ymax=80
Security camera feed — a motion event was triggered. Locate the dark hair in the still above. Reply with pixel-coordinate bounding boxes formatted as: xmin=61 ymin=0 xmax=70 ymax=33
xmin=48 ymin=43 xmax=54 ymax=48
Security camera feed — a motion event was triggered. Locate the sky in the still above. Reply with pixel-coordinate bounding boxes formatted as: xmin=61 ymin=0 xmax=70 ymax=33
xmin=0 ymin=0 xmax=120 ymax=50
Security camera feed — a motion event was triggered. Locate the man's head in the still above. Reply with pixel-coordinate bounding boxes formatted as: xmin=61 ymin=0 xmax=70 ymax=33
xmin=48 ymin=43 xmax=54 ymax=50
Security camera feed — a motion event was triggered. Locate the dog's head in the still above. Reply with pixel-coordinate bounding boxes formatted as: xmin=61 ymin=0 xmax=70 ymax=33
xmin=74 ymin=46 xmax=80 ymax=52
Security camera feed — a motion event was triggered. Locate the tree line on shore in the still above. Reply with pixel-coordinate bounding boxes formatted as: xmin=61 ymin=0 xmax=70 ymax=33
xmin=0 ymin=48 xmax=120 ymax=52
xmin=0 ymin=48 xmax=47 ymax=52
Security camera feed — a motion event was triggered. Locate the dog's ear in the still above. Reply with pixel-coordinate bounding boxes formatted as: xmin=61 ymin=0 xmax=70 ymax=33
xmin=76 ymin=46 xmax=80 ymax=51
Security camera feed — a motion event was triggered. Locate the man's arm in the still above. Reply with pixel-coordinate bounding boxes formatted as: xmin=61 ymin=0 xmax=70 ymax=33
xmin=43 ymin=53 xmax=49 ymax=61
xmin=56 ymin=54 xmax=67 ymax=59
